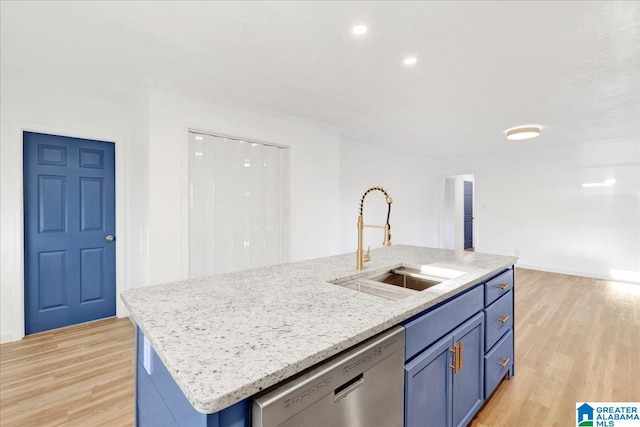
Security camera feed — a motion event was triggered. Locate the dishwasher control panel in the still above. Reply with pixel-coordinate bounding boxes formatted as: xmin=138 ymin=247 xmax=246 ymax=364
xmin=283 ymin=377 xmax=332 ymax=411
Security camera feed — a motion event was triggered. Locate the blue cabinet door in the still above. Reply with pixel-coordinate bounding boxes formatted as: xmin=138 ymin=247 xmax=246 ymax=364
xmin=451 ymin=313 xmax=484 ymax=427
xmin=23 ymin=132 xmax=116 ymax=334
xmin=405 ymin=313 xmax=485 ymax=427
xmin=405 ymin=335 xmax=453 ymax=427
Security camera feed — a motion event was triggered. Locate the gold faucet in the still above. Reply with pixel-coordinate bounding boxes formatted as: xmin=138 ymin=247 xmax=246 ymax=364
xmin=357 ymin=186 xmax=393 ymax=270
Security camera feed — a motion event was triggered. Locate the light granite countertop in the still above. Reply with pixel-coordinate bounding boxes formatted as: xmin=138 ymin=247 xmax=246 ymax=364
xmin=121 ymin=245 xmax=517 ymax=413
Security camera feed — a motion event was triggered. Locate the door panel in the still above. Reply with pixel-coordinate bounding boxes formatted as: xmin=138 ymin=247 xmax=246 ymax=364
xmin=405 ymin=335 xmax=453 ymax=427
xmin=452 ymin=313 xmax=484 ymax=427
xmin=80 ymin=177 xmax=104 ymax=231
xmin=79 ymin=148 xmax=105 ymax=168
xmin=24 ymin=131 xmax=116 ymax=334
xmin=80 ymin=248 xmax=105 ymax=303
xmin=38 ymin=250 xmax=67 ymax=310
xmin=38 ymin=144 xmax=67 ymax=166
xmin=463 ymin=181 xmax=473 ymax=249
xmin=39 ymin=175 xmax=67 ymax=233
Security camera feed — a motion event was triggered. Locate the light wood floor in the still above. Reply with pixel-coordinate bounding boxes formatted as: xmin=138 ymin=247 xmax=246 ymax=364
xmin=1 ymin=268 xmax=638 ymax=426
xmin=471 ymin=268 xmax=640 ymax=426
xmin=0 ymin=317 xmax=135 ymax=426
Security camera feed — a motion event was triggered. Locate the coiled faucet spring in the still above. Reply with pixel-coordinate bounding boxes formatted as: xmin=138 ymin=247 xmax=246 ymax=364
xmin=357 ymin=186 xmax=393 ymax=270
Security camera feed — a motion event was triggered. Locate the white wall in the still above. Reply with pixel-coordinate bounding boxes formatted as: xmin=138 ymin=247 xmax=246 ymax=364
xmin=0 ymin=79 xmax=343 ymax=343
xmin=3 ymin=76 xmax=636 ymax=344
xmin=125 ymin=87 xmax=150 ymax=298
xmin=0 ymin=76 xmax=131 ymax=343
xmin=440 ymin=138 xmax=640 ymax=279
xmin=339 ymin=139 xmax=440 ymax=255
xmin=144 ymin=86 xmax=342 ymax=284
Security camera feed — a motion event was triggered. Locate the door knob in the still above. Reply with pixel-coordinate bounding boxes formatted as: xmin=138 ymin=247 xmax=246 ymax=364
xmin=105 ymin=235 xmax=115 ymax=242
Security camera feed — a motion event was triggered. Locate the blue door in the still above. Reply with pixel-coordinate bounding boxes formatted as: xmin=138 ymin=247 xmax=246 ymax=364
xmin=463 ymin=181 xmax=473 ymax=250
xmin=23 ymin=132 xmax=116 ymax=334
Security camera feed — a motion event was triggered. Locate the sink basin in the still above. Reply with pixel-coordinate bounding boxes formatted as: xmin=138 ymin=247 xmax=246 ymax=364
xmin=332 ymin=266 xmax=465 ymax=301
xmin=367 ymin=267 xmax=445 ymax=291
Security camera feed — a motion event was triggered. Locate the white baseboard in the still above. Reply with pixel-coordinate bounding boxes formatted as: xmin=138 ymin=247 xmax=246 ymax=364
xmin=0 ymin=331 xmax=17 ymax=345
xmin=516 ymin=263 xmax=616 ymax=282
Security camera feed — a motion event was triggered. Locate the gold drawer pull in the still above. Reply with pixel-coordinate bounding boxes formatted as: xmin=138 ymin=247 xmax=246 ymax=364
xmin=458 ymin=341 xmax=463 ymax=371
xmin=498 ymin=283 xmax=510 ymax=290
xmin=498 ymin=357 xmax=510 ymax=368
xmin=498 ymin=315 xmax=510 ymax=324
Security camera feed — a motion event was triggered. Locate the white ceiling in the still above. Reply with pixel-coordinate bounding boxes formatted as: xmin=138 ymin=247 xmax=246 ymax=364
xmin=1 ymin=1 xmax=638 ymax=156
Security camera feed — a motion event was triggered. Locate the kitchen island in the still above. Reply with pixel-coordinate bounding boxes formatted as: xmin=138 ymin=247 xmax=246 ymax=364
xmin=121 ymin=245 xmax=517 ymax=426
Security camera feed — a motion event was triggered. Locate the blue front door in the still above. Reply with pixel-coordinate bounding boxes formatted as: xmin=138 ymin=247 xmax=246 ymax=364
xmin=23 ymin=131 xmax=116 ymax=334
xmin=463 ymin=181 xmax=473 ymax=250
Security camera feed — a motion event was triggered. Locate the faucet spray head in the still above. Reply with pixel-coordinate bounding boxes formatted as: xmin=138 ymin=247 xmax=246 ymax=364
xmin=383 ymin=224 xmax=392 ymax=246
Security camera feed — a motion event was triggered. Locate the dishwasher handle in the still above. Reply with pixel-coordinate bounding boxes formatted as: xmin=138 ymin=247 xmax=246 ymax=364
xmin=333 ymin=373 xmax=364 ymax=402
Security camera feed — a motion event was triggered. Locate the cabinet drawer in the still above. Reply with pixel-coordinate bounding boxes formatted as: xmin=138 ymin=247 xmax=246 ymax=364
xmin=484 ymin=269 xmax=513 ymax=306
xmin=404 ymin=285 xmax=483 ymax=361
xmin=484 ymin=291 xmax=513 ymax=351
xmin=484 ymin=329 xmax=513 ymax=398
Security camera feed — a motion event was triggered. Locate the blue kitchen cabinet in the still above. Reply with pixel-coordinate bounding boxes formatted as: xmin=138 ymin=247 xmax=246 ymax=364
xmin=403 ymin=266 xmax=515 ymax=427
xmin=483 ymin=268 xmax=515 ymax=398
xmin=405 ymin=312 xmax=484 ymax=427
xmin=136 ymin=328 xmax=250 ymax=427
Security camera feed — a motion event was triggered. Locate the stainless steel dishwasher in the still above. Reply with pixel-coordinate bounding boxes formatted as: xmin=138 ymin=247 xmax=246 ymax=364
xmin=252 ymin=326 xmax=405 ymax=427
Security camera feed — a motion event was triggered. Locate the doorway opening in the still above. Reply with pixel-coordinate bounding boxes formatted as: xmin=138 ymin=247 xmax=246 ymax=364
xmin=443 ymin=174 xmax=475 ymax=251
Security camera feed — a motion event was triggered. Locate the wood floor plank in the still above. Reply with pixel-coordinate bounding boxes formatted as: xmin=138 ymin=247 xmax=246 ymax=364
xmin=1 ymin=268 xmax=638 ymax=426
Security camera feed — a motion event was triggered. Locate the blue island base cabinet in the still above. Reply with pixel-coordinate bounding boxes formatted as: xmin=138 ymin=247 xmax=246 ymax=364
xmin=402 ymin=267 xmax=515 ymax=427
xmin=134 ymin=265 xmax=515 ymax=427
xmin=135 ymin=328 xmax=250 ymax=427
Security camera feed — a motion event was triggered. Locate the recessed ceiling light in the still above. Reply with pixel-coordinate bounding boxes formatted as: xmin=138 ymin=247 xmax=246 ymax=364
xmin=403 ymin=57 xmax=417 ymax=65
xmin=505 ymin=125 xmax=541 ymax=140
xmin=352 ymin=25 xmax=367 ymax=36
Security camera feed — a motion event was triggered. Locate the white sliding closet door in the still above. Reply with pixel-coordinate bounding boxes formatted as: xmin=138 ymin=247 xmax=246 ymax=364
xmin=189 ymin=132 xmax=289 ymax=278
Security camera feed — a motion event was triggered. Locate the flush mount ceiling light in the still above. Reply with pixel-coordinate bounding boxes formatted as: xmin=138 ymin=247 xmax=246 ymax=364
xmin=403 ymin=56 xmax=417 ymax=65
xmin=505 ymin=125 xmax=541 ymax=140
xmin=352 ymin=25 xmax=367 ymax=35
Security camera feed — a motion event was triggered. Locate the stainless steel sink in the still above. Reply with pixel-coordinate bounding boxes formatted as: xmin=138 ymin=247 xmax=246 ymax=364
xmin=367 ymin=267 xmax=444 ymax=291
xmin=332 ymin=266 xmax=465 ymax=301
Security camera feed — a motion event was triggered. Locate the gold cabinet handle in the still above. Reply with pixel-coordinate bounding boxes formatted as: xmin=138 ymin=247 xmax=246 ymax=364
xmin=458 ymin=341 xmax=463 ymax=371
xmin=498 ymin=283 xmax=510 ymax=290
xmin=498 ymin=315 xmax=510 ymax=324
xmin=498 ymin=357 xmax=510 ymax=368
xmin=450 ymin=346 xmax=458 ymax=374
